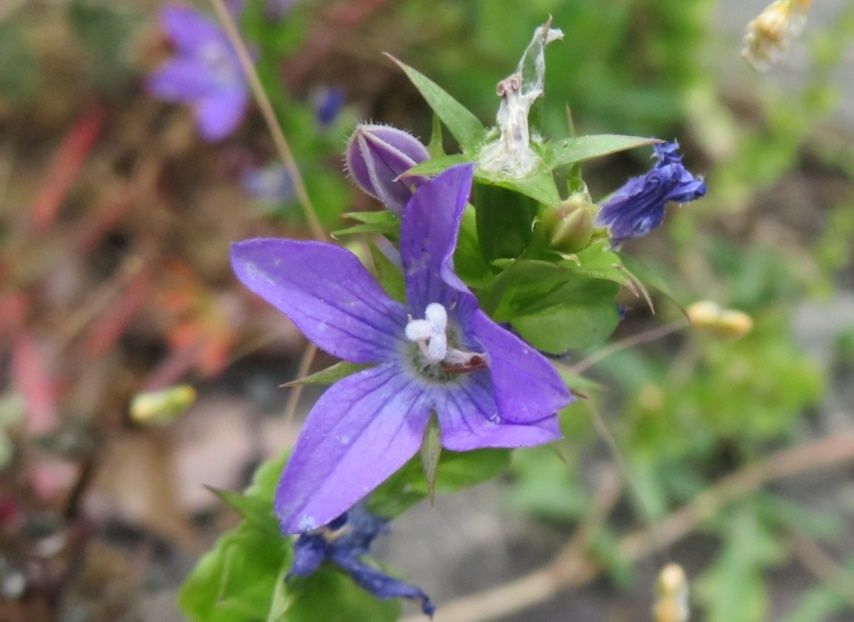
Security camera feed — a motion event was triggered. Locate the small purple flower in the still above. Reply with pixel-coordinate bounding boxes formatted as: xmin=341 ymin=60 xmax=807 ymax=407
xmin=147 ymin=5 xmax=249 ymax=142
xmin=289 ymin=505 xmax=435 ymax=616
xmin=231 ymin=165 xmax=571 ymax=533
xmin=312 ymin=86 xmax=345 ymax=127
xmin=597 ymin=141 xmax=706 ymax=245
xmin=242 ymin=163 xmax=294 ymax=205
xmin=345 ymin=124 xmax=430 ymax=216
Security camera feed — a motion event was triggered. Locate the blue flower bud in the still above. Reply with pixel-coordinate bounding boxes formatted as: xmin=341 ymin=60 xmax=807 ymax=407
xmin=597 ymin=141 xmax=705 ymax=246
xmin=345 ymin=124 xmax=429 ymax=215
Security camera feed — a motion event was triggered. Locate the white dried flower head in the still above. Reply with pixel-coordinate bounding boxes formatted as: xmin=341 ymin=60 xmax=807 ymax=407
xmin=742 ymin=0 xmax=812 ymax=71
xmin=479 ymin=18 xmax=563 ymax=177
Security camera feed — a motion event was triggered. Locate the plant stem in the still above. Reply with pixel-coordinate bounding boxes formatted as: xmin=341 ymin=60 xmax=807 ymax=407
xmin=209 ymin=0 xmax=326 ymax=241
xmin=404 ymin=433 xmax=854 ymax=622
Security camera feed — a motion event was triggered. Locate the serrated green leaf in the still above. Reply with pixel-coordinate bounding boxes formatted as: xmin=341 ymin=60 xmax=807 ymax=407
xmin=282 ymin=361 xmax=367 ymax=388
xmin=386 ymin=54 xmax=486 ymax=151
xmin=570 ymin=239 xmax=632 ymax=285
xmin=541 ymin=134 xmax=659 ymax=169
xmin=368 ymin=449 xmax=511 ymax=518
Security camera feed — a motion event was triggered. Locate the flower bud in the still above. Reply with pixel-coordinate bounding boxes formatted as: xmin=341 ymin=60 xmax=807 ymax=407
xmin=686 ymin=301 xmax=753 ymax=339
xmin=345 ymin=124 xmax=429 ymax=215
xmin=540 ymin=189 xmax=596 ymax=253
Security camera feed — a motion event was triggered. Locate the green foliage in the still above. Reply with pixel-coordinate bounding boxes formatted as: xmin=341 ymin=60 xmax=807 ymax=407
xmin=180 ymin=455 xmax=400 ymax=622
xmin=368 ymin=449 xmax=511 ymax=518
xmin=68 ymin=1 xmax=139 ymax=91
xmin=696 ymin=506 xmax=787 ymax=622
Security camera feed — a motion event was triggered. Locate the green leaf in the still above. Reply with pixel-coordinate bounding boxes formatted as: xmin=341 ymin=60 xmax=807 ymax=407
xmin=569 ymin=239 xmax=632 ymax=285
xmin=474 ymin=184 xmax=540 ymax=262
xmin=454 ymin=205 xmax=493 ymax=287
xmin=179 ymin=520 xmax=291 ymax=622
xmin=511 ymin=287 xmax=620 ymax=353
xmin=208 ymin=487 xmax=280 ymax=537
xmin=368 ymin=449 xmax=511 ymax=518
xmin=404 ymin=154 xmax=473 ymax=177
xmin=507 ymin=447 xmax=588 ymax=522
xmin=386 ymin=54 xmax=486 ymax=151
xmin=478 ymin=260 xmax=573 ymax=318
xmin=282 ymin=361 xmax=367 ymax=388
xmin=475 ymin=165 xmax=562 ymax=207
xmin=332 ymin=211 xmax=399 ymax=239
xmin=541 ymin=134 xmax=659 ymax=170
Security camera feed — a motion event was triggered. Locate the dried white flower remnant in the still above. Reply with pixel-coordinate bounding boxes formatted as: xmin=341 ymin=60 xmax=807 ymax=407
xmin=742 ymin=0 xmax=812 ymax=71
xmin=479 ymin=19 xmax=563 ymax=177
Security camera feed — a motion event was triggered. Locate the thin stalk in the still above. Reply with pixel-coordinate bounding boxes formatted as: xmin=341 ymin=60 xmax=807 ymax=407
xmin=209 ymin=0 xmax=326 ymax=241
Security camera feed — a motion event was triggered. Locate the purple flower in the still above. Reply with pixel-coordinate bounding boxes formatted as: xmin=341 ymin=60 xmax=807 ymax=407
xmin=289 ymin=505 xmax=435 ymax=616
xmin=242 ymin=163 xmax=294 ymax=205
xmin=597 ymin=141 xmax=706 ymax=245
xmin=312 ymin=86 xmax=345 ymax=127
xmin=231 ymin=165 xmax=571 ymax=533
xmin=345 ymin=124 xmax=430 ymax=216
xmin=147 ymin=5 xmax=249 ymax=142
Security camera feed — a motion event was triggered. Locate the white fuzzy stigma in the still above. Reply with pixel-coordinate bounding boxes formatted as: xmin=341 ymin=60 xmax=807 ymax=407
xmin=405 ymin=303 xmax=449 ymax=363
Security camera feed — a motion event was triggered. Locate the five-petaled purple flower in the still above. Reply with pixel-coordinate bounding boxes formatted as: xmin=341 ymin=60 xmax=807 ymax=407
xmin=289 ymin=505 xmax=435 ymax=616
xmin=231 ymin=165 xmax=572 ymax=533
xmin=148 ymin=5 xmax=249 ymax=142
xmin=596 ymin=141 xmax=706 ymax=245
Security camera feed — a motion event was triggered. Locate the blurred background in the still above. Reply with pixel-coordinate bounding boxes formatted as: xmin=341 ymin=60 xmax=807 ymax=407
xmin=0 ymin=0 xmax=852 ymax=620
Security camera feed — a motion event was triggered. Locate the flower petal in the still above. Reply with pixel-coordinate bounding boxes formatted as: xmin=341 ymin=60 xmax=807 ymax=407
xmin=231 ymin=239 xmax=407 ymax=364
xmin=470 ymin=309 xmax=572 ymax=423
xmin=147 ymin=58 xmax=219 ymax=102
xmin=194 ymin=88 xmax=248 ymax=141
xmin=331 ymin=553 xmax=435 ymax=616
xmin=287 ymin=535 xmax=327 ymax=578
xmin=438 ymin=372 xmax=561 ymax=450
xmin=400 ymin=164 xmax=475 ymax=313
xmin=160 ymin=5 xmax=223 ymax=53
xmin=274 ymin=364 xmax=430 ymax=533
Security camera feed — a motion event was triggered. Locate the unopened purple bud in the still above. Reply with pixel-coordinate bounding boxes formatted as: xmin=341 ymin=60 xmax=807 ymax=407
xmin=345 ymin=124 xmax=429 ymax=215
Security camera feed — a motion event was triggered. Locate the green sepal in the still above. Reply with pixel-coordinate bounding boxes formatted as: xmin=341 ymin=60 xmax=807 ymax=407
xmin=332 ymin=211 xmax=399 ymax=239
xmin=282 ymin=361 xmax=367 ymax=388
xmin=427 ymin=113 xmax=446 ymax=159
xmin=368 ymin=449 xmax=511 ymax=519
xmin=368 ymin=243 xmax=406 ymax=302
xmin=419 ymin=417 xmax=442 ymax=504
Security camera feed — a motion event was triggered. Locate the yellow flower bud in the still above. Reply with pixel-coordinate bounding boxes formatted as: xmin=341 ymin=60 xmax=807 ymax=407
xmin=742 ymin=0 xmax=812 ymax=71
xmin=130 ymin=385 xmax=197 ymax=425
xmin=653 ymin=563 xmax=689 ymax=622
xmin=686 ymin=301 xmax=753 ymax=339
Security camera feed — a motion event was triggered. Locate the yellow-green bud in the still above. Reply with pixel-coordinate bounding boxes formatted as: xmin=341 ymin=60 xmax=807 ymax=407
xmin=541 ymin=190 xmax=596 ymax=253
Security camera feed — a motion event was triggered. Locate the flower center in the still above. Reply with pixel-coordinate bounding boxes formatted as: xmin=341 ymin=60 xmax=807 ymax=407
xmin=405 ymin=303 xmax=486 ymax=372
